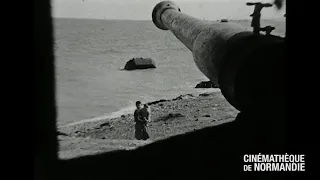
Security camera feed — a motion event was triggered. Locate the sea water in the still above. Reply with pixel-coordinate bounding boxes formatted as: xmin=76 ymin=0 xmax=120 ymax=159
xmin=54 ymin=18 xmax=285 ymax=127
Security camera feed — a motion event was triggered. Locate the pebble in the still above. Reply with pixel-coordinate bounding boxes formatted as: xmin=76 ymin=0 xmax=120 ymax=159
xmin=99 ymin=122 xmax=111 ymax=128
xmin=175 ymin=113 xmax=184 ymax=117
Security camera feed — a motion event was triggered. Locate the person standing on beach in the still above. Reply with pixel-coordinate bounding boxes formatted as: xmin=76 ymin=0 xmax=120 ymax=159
xmin=140 ymin=104 xmax=150 ymax=140
xmin=134 ymin=101 xmax=149 ymax=140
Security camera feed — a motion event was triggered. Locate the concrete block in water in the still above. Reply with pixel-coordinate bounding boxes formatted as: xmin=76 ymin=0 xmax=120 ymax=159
xmin=124 ymin=58 xmax=156 ymax=70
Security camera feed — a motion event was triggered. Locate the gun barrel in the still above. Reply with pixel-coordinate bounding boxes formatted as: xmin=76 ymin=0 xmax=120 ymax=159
xmin=152 ymin=1 xmax=285 ymax=112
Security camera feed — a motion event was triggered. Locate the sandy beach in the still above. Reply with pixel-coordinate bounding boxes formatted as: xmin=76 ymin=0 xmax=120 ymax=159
xmin=58 ymin=91 xmax=239 ymax=159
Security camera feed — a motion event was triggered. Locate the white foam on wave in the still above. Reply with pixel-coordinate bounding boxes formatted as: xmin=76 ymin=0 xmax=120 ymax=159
xmin=58 ymin=105 xmax=136 ymax=128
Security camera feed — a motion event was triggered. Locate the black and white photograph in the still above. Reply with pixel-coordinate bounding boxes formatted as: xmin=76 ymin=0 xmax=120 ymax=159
xmin=35 ymin=0 xmax=298 ymax=179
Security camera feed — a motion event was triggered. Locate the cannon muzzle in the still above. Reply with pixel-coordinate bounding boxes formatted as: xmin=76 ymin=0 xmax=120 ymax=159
xmin=152 ymin=1 xmax=285 ymax=112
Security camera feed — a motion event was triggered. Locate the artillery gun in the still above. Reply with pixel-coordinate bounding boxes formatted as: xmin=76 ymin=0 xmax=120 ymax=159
xmin=152 ymin=1 xmax=285 ymax=113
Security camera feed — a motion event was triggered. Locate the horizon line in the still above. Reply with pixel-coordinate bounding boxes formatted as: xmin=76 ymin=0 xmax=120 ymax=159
xmin=53 ymin=16 xmax=285 ymax=21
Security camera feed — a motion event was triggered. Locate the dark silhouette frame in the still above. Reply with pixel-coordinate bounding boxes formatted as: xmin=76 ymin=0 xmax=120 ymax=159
xmin=34 ymin=0 xmax=288 ymax=179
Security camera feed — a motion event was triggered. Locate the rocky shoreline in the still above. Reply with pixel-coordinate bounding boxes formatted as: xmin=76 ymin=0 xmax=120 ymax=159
xmin=58 ymin=91 xmax=239 ymax=159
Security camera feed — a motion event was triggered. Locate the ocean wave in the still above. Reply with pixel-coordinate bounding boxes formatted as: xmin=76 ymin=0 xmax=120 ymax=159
xmin=58 ymin=105 xmax=136 ymax=128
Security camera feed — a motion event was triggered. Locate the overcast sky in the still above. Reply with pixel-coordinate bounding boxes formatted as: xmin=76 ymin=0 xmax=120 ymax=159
xmin=52 ymin=0 xmax=286 ymax=20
